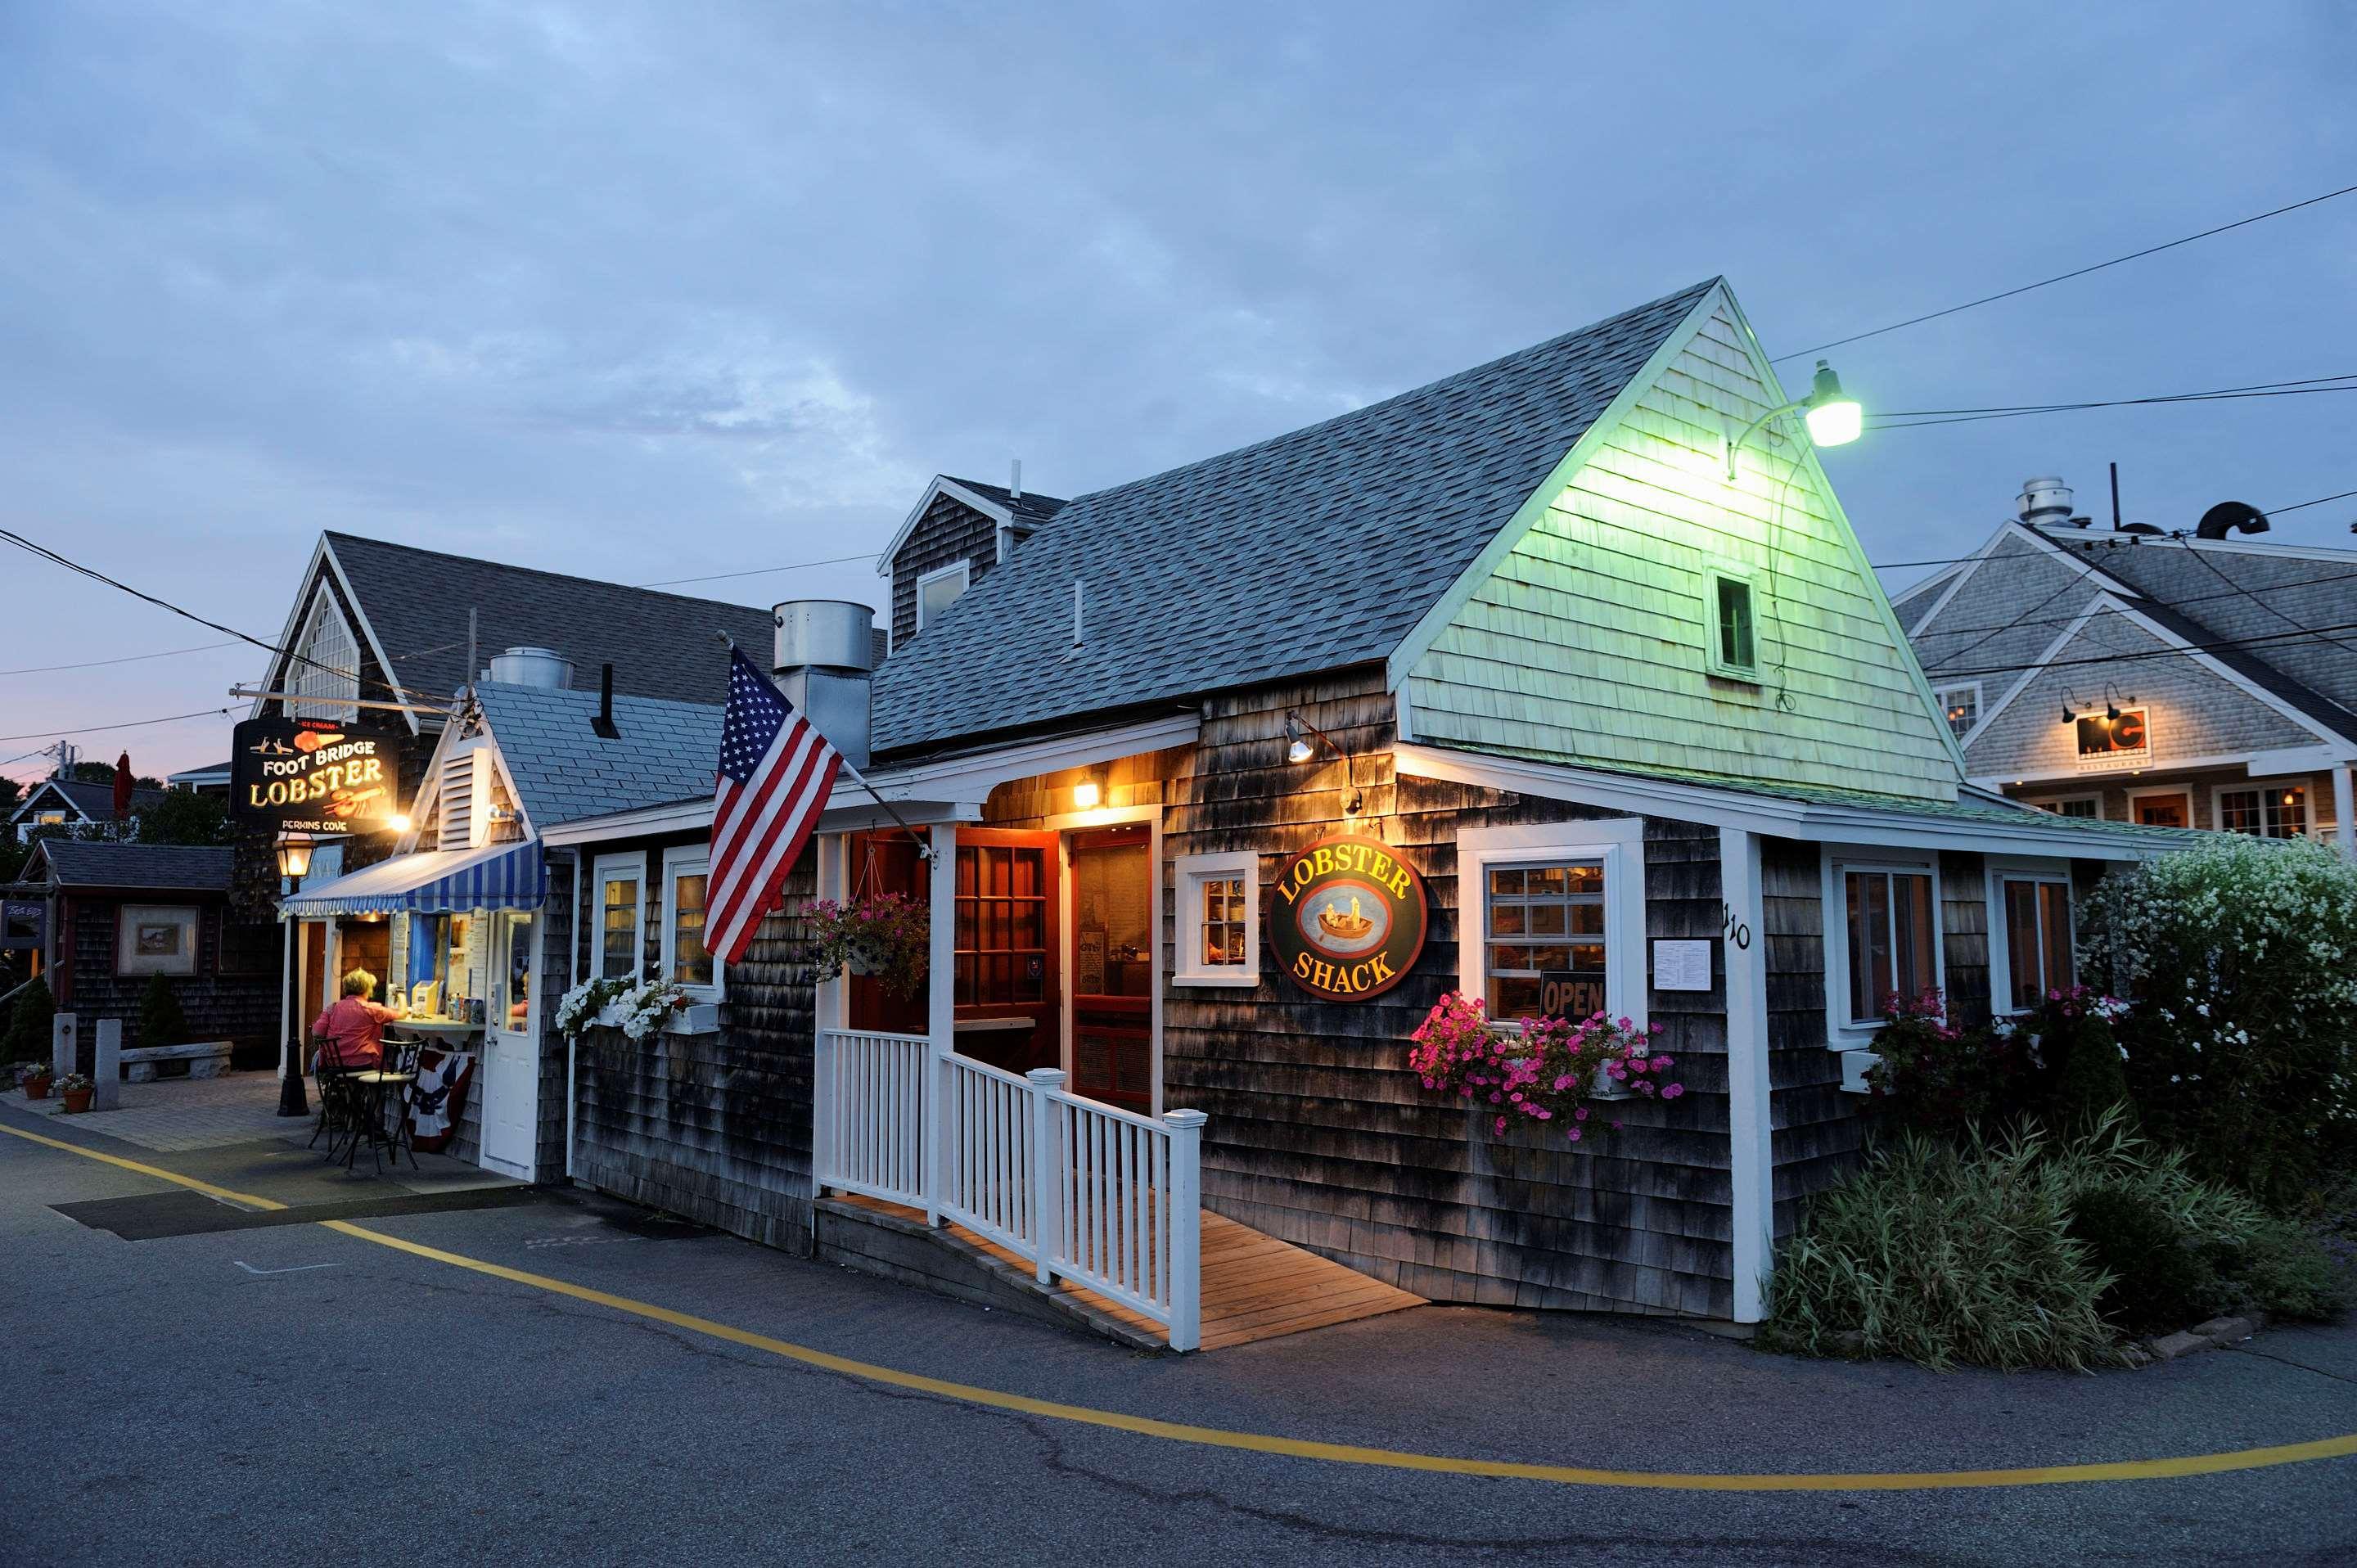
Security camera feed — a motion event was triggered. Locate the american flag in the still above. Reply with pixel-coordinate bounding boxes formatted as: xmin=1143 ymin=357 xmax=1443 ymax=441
xmin=706 ymin=647 xmax=843 ymax=966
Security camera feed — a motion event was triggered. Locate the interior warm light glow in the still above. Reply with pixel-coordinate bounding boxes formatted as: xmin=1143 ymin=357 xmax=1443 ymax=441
xmin=389 ymin=813 xmax=413 ymax=834
xmin=1072 ymin=780 xmax=1101 ymax=809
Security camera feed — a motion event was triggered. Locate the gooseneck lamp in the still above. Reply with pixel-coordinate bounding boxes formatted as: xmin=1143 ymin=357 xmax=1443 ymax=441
xmin=1724 ymin=358 xmax=1863 ymax=479
xmin=1282 ymin=712 xmax=1363 ymax=815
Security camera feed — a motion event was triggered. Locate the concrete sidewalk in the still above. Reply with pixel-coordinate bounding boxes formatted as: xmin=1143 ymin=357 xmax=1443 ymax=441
xmin=5 ymin=1070 xmax=292 ymax=1151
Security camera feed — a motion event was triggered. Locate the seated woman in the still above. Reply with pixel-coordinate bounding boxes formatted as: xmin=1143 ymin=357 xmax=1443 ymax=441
xmin=312 ymin=968 xmax=407 ymax=1072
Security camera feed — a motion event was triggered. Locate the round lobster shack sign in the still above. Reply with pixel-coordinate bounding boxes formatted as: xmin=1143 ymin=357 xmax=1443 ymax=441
xmin=1270 ymin=834 xmax=1428 ymax=1001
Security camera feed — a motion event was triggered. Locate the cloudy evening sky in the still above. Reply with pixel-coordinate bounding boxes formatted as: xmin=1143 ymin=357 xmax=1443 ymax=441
xmin=2 ymin=2 xmax=2352 ymax=781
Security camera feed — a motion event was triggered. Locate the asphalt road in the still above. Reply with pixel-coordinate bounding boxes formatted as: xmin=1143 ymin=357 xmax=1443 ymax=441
xmin=5 ymin=1117 xmax=2355 ymax=1567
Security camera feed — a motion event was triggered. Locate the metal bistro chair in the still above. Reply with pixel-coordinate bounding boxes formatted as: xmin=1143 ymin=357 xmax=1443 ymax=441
xmin=307 ymin=1039 xmax=367 ymax=1160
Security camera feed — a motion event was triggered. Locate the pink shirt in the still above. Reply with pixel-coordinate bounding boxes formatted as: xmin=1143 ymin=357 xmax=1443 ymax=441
xmin=312 ymin=997 xmax=399 ymax=1071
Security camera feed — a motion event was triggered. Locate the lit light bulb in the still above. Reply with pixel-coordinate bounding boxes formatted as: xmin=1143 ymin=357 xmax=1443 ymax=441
xmin=1073 ymin=780 xmax=1100 ymax=809
xmin=1803 ymin=360 xmax=1862 ymax=448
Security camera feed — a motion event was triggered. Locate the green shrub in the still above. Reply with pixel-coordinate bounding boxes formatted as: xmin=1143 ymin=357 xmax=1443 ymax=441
xmin=137 ymin=974 xmax=189 ymax=1049
xmin=2215 ymin=1218 xmax=2354 ymax=1322
xmin=1861 ymin=989 xmax=2017 ymax=1141
xmin=2066 ymin=1183 xmax=2219 ymax=1335
xmin=1761 ymin=1129 xmax=2120 ymax=1371
xmin=3 ymin=975 xmax=56 ymax=1062
xmin=2082 ymin=835 xmax=2357 ymax=1208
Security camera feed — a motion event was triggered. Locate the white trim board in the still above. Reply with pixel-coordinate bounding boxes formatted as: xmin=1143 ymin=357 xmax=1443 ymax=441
xmin=1453 ymin=819 xmax=1648 ymax=1035
xmin=1395 ymin=741 xmax=2185 ymax=860
xmin=874 ymin=475 xmax=1016 ymax=577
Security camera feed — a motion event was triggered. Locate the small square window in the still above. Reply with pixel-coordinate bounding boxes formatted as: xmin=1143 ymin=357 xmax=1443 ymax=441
xmin=1936 ymin=683 xmax=1981 ymax=741
xmin=1175 ymin=852 xmax=1258 ymax=986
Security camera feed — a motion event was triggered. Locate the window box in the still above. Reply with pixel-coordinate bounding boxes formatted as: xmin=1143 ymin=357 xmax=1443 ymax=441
xmin=1838 ymin=1049 xmax=1879 ymax=1095
xmin=665 ymin=1002 xmax=722 ymax=1036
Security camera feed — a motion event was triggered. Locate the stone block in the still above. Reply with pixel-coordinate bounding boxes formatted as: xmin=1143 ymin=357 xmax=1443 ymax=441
xmin=121 ymin=1042 xmax=236 ymax=1084
xmin=92 ymin=1020 xmax=121 ymax=1111
xmin=2147 ymin=1330 xmax=2207 ymax=1362
xmin=52 ymin=1014 xmax=75 ymax=1082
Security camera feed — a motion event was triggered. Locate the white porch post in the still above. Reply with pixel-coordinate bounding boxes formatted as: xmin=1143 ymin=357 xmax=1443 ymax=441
xmin=1026 ymin=1066 xmax=1065 ymax=1285
xmin=1163 ymin=1108 xmax=1206 ymax=1353
xmin=1719 ymin=827 xmax=1775 ymax=1325
xmin=809 ymin=832 xmax=846 ymax=1229
xmin=923 ymin=823 xmax=958 ymax=1226
xmin=2335 ymin=764 xmax=2355 ymax=861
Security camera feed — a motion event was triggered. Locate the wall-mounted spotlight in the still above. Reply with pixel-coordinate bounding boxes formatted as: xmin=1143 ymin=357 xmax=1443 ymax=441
xmin=1282 ymin=712 xmax=1363 ymax=815
xmin=1072 ymin=767 xmax=1105 ymax=811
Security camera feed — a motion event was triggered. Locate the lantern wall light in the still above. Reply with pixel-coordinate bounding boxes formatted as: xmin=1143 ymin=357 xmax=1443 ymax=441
xmin=1724 ymin=358 xmax=1862 ymax=480
xmin=274 ymin=833 xmax=315 ymax=881
xmin=1283 ymin=713 xmax=1363 ymax=815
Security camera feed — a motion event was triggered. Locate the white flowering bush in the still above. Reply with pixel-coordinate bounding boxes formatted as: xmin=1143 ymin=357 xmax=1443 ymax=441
xmin=553 ymin=976 xmax=629 ymax=1041
xmin=616 ymin=980 xmax=692 ymax=1042
xmin=2081 ymin=835 xmax=2357 ymax=1205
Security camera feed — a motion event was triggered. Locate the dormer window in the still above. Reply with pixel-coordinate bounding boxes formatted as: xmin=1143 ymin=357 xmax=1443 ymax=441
xmin=915 ymin=561 xmax=971 ymax=633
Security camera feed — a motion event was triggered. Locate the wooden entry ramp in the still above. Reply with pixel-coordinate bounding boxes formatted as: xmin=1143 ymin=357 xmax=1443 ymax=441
xmin=825 ymin=1193 xmax=1424 ymax=1351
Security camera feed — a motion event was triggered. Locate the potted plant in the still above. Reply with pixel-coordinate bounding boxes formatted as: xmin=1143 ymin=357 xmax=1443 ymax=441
xmin=616 ymin=980 xmax=696 ymax=1041
xmin=1407 ymin=989 xmax=1683 ymax=1145
xmin=54 ymin=1072 xmax=93 ymax=1114
xmin=808 ymin=892 xmax=929 ymax=998
xmin=553 ymin=975 xmax=631 ymax=1041
xmin=17 ymin=1061 xmax=52 ymax=1100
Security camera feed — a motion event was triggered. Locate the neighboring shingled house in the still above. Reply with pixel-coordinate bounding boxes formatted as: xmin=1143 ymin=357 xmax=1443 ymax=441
xmin=875 ymin=473 xmax=1069 ymax=651
xmin=16 ymin=840 xmax=279 ymax=1067
xmin=9 ymin=777 xmax=169 ymax=842
xmin=1895 ymin=475 xmax=2357 ymax=849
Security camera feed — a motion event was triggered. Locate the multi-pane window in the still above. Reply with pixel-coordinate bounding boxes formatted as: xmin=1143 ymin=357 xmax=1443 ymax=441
xmin=1936 ymin=683 xmax=1980 ymax=740
xmin=593 ymin=856 xmax=643 ymax=981
xmin=288 ymin=592 xmax=360 ymax=720
xmin=2218 ymin=786 xmax=2307 ymax=839
xmin=665 ymin=854 xmax=714 ymax=990
xmin=1174 ymin=851 xmax=1257 ymax=985
xmin=1841 ymin=867 xmax=1936 ymax=1026
xmin=953 ymin=842 xmax=1048 ymax=1005
xmin=1484 ymin=860 xmax=1607 ymax=1022
xmin=1999 ymin=875 xmax=2074 ymax=1012
xmin=1710 ymin=573 xmax=1758 ymax=678
xmin=2040 ymin=798 xmax=2099 ymax=819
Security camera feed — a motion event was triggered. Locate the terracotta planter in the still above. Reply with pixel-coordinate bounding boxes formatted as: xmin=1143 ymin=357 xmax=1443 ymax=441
xmin=22 ymin=1079 xmax=49 ymax=1101
xmin=61 ymin=1088 xmax=92 ymax=1114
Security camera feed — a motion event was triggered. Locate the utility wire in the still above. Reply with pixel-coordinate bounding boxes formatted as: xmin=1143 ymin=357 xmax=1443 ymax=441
xmin=1870 ymin=372 xmax=2357 ymax=419
xmin=1931 ymin=614 xmax=2357 ymax=681
xmin=0 ymin=640 xmax=243 ymax=678
xmin=1769 ymin=182 xmax=2357 ymax=363
xmin=639 ymin=552 xmax=871 ymax=588
xmin=1871 ymin=383 xmax=2357 ymax=432
xmin=0 ymin=705 xmax=236 ymax=750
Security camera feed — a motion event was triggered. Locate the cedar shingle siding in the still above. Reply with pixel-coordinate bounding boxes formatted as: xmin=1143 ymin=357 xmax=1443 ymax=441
xmin=890 ymin=491 xmax=1000 ymax=650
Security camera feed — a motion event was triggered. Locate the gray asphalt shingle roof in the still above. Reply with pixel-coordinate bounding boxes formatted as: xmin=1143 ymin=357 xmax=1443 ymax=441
xmin=471 ymin=681 xmax=723 ymax=829
xmin=29 ymin=841 xmax=233 ymax=890
xmin=944 ymin=476 xmax=1069 ymax=530
xmin=324 ymin=533 xmax=777 ymax=707
xmin=871 ymin=279 xmax=1719 ymax=755
xmin=8 ymin=778 xmax=169 ymax=824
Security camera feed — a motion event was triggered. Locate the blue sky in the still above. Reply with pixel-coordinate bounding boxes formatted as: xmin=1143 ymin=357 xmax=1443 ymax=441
xmin=2 ymin=2 xmax=2352 ymax=779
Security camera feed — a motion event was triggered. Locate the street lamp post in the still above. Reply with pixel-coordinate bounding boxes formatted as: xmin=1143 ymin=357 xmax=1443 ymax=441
xmin=275 ymin=834 xmax=314 ymax=1118
xmin=1724 ymin=358 xmax=1864 ymax=480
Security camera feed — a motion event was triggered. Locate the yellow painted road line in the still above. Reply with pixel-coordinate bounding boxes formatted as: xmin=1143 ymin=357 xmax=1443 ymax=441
xmin=12 ymin=1120 xmax=2357 ymax=1492
xmin=1 ymin=1122 xmax=286 ymax=1210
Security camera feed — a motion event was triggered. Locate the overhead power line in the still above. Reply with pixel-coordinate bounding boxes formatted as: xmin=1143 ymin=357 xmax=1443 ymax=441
xmin=0 ymin=705 xmax=236 ymax=754
xmin=1770 ymin=182 xmax=2357 ymax=363
xmin=0 ymin=640 xmax=243 ymax=678
xmin=1930 ymin=614 xmax=2357 ymax=681
xmin=638 ymin=552 xmax=872 ymax=589
xmin=1869 ymin=380 xmax=2357 ymax=432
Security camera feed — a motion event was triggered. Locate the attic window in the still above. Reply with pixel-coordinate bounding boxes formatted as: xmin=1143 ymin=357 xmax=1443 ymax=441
xmin=1706 ymin=567 xmax=1760 ymax=681
xmin=915 ymin=561 xmax=971 ymax=633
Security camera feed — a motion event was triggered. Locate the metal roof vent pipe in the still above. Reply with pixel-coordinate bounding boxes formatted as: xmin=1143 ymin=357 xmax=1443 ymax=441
xmin=773 ymin=600 xmax=875 ymax=768
xmin=2196 ymin=501 xmax=2271 ymax=541
xmin=2017 ymin=476 xmax=2076 ymax=528
xmin=487 ymin=646 xmax=575 ymax=690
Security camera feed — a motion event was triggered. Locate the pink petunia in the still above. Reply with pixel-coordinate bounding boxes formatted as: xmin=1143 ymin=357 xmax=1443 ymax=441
xmin=1650 ymin=1056 xmax=1671 ymax=1072
xmin=1661 ymin=1084 xmax=1685 ymax=1099
xmin=1568 ymin=1128 xmax=1582 ymax=1142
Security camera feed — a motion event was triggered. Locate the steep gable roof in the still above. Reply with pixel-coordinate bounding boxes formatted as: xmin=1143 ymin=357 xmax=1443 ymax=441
xmin=8 ymin=778 xmax=168 ymax=825
xmin=872 ymin=279 xmax=1719 ymax=755
xmin=467 ymin=681 xmax=724 ymax=830
xmin=264 ymin=534 xmax=777 ymax=716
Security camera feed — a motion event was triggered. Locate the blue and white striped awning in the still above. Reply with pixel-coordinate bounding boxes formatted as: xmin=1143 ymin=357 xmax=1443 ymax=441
xmin=281 ymin=839 xmax=546 ymax=917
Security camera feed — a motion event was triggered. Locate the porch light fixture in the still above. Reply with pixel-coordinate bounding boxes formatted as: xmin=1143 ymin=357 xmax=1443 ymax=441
xmin=1072 ymin=769 xmax=1103 ymax=811
xmin=388 ymin=813 xmax=413 ymax=835
xmin=1282 ymin=713 xmax=1363 ymax=815
xmin=274 ymin=834 xmax=315 ymax=880
xmin=2102 ymin=682 xmax=2127 ymax=723
xmin=1724 ymin=358 xmax=1863 ymax=479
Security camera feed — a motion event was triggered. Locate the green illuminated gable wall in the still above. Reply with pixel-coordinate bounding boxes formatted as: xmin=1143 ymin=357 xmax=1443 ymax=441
xmin=1391 ymin=284 xmax=1964 ymax=804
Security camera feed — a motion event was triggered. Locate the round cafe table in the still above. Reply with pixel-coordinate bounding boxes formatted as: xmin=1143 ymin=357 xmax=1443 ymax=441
xmin=345 ymin=1069 xmax=420 ymax=1173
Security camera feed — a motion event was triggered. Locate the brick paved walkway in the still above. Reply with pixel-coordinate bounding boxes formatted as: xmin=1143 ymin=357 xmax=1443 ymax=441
xmin=4 ymin=1072 xmax=301 ymax=1152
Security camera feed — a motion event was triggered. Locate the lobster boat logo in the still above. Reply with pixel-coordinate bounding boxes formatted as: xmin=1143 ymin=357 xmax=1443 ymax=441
xmin=1270 ymin=834 xmax=1427 ymax=1002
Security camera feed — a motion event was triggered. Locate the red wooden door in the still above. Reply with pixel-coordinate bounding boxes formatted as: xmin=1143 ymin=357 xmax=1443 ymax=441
xmin=844 ymin=830 xmax=928 ymax=1036
xmin=1067 ymin=825 xmax=1153 ymax=1114
xmin=952 ymin=830 xmax=1059 ymax=1078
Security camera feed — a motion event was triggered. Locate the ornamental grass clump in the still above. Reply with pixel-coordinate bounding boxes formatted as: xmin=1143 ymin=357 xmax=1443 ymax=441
xmin=1408 ymin=990 xmax=1680 ymax=1147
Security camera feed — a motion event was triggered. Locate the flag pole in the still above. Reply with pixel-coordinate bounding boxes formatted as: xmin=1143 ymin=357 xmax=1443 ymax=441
xmin=717 ymin=631 xmax=935 ymax=859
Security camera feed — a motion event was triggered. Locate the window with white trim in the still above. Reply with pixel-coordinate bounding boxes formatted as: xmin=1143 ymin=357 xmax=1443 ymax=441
xmin=1458 ymin=822 xmax=1646 ymax=1031
xmin=287 ymin=589 xmax=360 ymax=720
xmin=1935 ymin=682 xmax=1981 ymax=741
xmin=661 ymin=845 xmax=720 ymax=998
xmin=1990 ymin=863 xmax=2073 ymax=1013
xmin=592 ymin=852 xmax=647 ymax=981
xmin=1826 ymin=854 xmax=1941 ymax=1033
xmin=914 ymin=561 xmax=971 ymax=633
xmin=2217 ymin=785 xmax=2307 ymax=839
xmin=1705 ymin=568 xmax=1760 ymax=681
xmin=1174 ymin=851 xmax=1258 ymax=986
xmin=2035 ymin=797 xmax=2100 ymax=820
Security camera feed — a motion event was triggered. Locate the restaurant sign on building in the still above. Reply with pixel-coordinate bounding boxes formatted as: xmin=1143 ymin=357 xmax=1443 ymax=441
xmin=230 ymin=717 xmax=403 ymax=836
xmin=1269 ymin=833 xmax=1427 ymax=1000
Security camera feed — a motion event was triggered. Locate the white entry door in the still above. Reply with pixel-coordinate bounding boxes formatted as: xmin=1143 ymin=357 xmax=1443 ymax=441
xmin=481 ymin=911 xmax=539 ymax=1179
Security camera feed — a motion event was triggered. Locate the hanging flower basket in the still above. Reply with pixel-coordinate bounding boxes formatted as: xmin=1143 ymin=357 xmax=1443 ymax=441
xmin=1407 ymin=990 xmax=1683 ymax=1146
xmin=809 ymin=893 xmax=929 ymax=998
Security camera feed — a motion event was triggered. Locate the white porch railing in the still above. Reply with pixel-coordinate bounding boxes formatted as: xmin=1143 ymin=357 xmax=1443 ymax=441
xmin=814 ymin=1030 xmax=1206 ymax=1351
